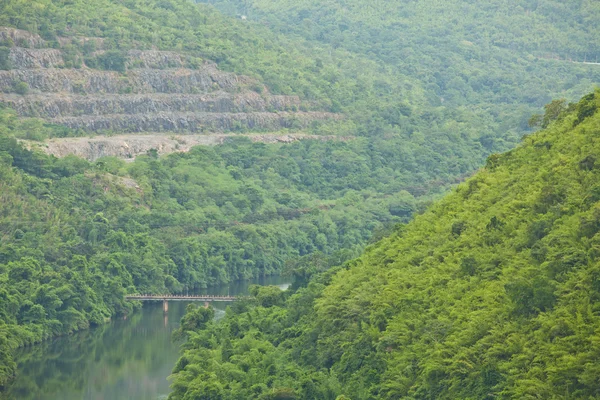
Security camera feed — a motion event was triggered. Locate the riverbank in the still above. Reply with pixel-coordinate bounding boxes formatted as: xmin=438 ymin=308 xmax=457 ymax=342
xmin=0 ymin=276 xmax=290 ymax=400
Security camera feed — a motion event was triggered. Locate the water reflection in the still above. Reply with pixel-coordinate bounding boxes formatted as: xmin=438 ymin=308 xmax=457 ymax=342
xmin=1 ymin=275 xmax=289 ymax=400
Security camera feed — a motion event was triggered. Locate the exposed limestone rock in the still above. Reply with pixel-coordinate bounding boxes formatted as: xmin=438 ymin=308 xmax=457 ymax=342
xmin=0 ymin=65 xmax=245 ymax=94
xmin=268 ymin=95 xmax=302 ymax=110
xmin=127 ymin=66 xmax=247 ymax=93
xmin=1 ymin=92 xmax=302 ymax=118
xmin=0 ymin=26 xmax=339 ymax=134
xmin=9 ymin=48 xmax=64 ymax=69
xmin=0 ymin=69 xmax=122 ymax=93
xmin=126 ymin=50 xmax=189 ymax=69
xmin=28 ymin=133 xmax=351 ymax=161
xmin=0 ymin=27 xmax=46 ymax=48
xmin=51 ymin=111 xmax=339 ymax=133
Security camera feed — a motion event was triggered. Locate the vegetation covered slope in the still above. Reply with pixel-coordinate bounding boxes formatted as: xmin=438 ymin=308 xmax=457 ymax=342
xmin=0 ymin=0 xmax=550 ymax=194
xmin=204 ymin=0 xmax=600 ymax=61
xmin=169 ymin=91 xmax=600 ymax=399
xmin=0 ymin=0 xmax=598 ymax=393
xmin=2 ymin=0 xmax=599 ymax=165
xmin=0 ymin=26 xmax=338 ymax=135
xmin=200 ymin=0 xmax=600 ymax=129
xmin=0 ymin=99 xmax=446 ymax=387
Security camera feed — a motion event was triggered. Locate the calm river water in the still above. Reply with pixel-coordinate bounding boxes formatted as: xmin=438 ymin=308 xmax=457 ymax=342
xmin=1 ymin=276 xmax=290 ymax=400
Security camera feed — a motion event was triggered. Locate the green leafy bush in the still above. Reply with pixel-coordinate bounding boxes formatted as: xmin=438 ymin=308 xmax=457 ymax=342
xmin=13 ymin=81 xmax=28 ymax=95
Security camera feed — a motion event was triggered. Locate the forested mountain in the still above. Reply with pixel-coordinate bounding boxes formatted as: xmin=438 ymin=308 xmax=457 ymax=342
xmin=2 ymin=0 xmax=599 ymax=152
xmin=202 ymin=0 xmax=600 ymax=61
xmin=200 ymin=0 xmax=600 ymax=109
xmin=0 ymin=0 xmax=598 ymax=394
xmin=169 ymin=92 xmax=600 ymax=399
xmin=0 ymin=25 xmax=338 ymax=136
xmin=0 ymin=105 xmax=436 ymax=387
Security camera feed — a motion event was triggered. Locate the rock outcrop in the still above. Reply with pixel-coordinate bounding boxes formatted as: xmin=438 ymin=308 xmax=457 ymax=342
xmin=8 ymin=48 xmax=64 ymax=69
xmin=27 ymin=134 xmax=350 ymax=161
xmin=0 ymin=27 xmax=339 ymax=133
xmin=51 ymin=111 xmax=335 ymax=133
xmin=2 ymin=92 xmax=302 ymax=118
xmin=0 ymin=27 xmax=46 ymax=48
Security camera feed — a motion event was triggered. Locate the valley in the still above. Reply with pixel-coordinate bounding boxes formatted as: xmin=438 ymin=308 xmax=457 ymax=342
xmin=0 ymin=0 xmax=599 ymax=399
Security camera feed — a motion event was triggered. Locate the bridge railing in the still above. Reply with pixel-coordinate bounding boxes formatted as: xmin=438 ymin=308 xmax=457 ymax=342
xmin=124 ymin=294 xmax=251 ymax=301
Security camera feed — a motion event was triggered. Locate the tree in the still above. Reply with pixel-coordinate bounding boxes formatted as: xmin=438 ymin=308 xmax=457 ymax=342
xmin=96 ymin=50 xmax=127 ymax=73
xmin=174 ymin=304 xmax=215 ymax=340
xmin=249 ymin=285 xmax=284 ymax=307
xmin=183 ymin=379 xmax=225 ymax=400
xmin=529 ymin=99 xmax=567 ymax=129
xmin=0 ymin=46 xmax=11 ymax=70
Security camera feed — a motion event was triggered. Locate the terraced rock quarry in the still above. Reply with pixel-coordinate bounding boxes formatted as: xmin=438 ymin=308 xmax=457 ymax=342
xmin=0 ymin=27 xmax=339 ymax=135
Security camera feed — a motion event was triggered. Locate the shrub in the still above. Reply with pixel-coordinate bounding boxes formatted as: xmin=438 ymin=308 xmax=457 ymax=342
xmin=14 ymin=81 xmax=29 ymax=95
xmin=0 ymin=47 xmax=11 ymax=70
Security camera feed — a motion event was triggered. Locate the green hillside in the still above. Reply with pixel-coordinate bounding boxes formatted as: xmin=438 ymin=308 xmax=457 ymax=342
xmin=200 ymin=0 xmax=600 ymax=129
xmin=0 ymin=0 xmax=598 ymax=394
xmin=0 ymin=104 xmax=439 ymax=387
xmin=169 ymin=91 xmax=600 ymax=399
xmin=0 ymin=0 xmax=511 ymax=387
xmin=203 ymin=0 xmax=600 ymax=61
xmin=4 ymin=0 xmax=599 ymax=159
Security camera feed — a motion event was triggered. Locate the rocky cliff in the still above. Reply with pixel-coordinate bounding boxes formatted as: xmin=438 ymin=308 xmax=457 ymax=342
xmin=0 ymin=28 xmax=338 ymax=134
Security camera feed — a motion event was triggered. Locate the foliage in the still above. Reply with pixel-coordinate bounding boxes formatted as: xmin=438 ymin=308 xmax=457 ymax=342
xmin=0 ymin=47 xmax=11 ymax=70
xmin=0 ymin=101 xmax=443 ymax=385
xmin=198 ymin=0 xmax=600 ymax=125
xmin=528 ymin=99 xmax=570 ymax=129
xmin=85 ymin=50 xmax=127 ymax=72
xmin=13 ymin=81 xmax=28 ymax=95
xmin=169 ymin=92 xmax=600 ymax=399
xmin=0 ymin=0 xmax=598 ymax=393
xmin=1 ymin=0 xmax=598 ymax=168
xmin=202 ymin=0 xmax=600 ymax=62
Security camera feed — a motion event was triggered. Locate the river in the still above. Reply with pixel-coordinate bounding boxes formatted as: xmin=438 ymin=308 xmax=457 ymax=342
xmin=0 ymin=275 xmax=290 ymax=400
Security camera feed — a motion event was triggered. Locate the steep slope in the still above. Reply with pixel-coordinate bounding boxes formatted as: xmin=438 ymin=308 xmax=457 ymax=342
xmin=203 ymin=0 xmax=600 ymax=61
xmin=0 ymin=1 xmax=503 ymax=187
xmin=0 ymin=100 xmax=436 ymax=388
xmin=0 ymin=28 xmax=336 ymax=134
xmin=169 ymin=91 xmax=600 ymax=399
xmin=0 ymin=0 xmax=598 ymax=395
xmin=2 ymin=0 xmax=584 ymax=170
xmin=200 ymin=0 xmax=600 ymax=122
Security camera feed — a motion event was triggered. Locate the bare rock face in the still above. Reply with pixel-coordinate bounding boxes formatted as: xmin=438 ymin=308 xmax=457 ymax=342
xmin=50 ymin=111 xmax=338 ymax=133
xmin=127 ymin=66 xmax=245 ymax=93
xmin=126 ymin=50 xmax=188 ymax=69
xmin=0 ymin=65 xmax=242 ymax=94
xmin=9 ymin=48 xmax=64 ymax=69
xmin=268 ymin=95 xmax=302 ymax=110
xmin=29 ymin=133 xmax=350 ymax=161
xmin=0 ymin=69 xmax=122 ymax=93
xmin=2 ymin=92 xmax=298 ymax=118
xmin=0 ymin=27 xmax=46 ymax=48
xmin=0 ymin=26 xmax=340 ymax=135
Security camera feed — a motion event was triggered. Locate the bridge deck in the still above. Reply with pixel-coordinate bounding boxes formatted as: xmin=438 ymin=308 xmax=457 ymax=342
xmin=125 ymin=295 xmax=242 ymax=302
